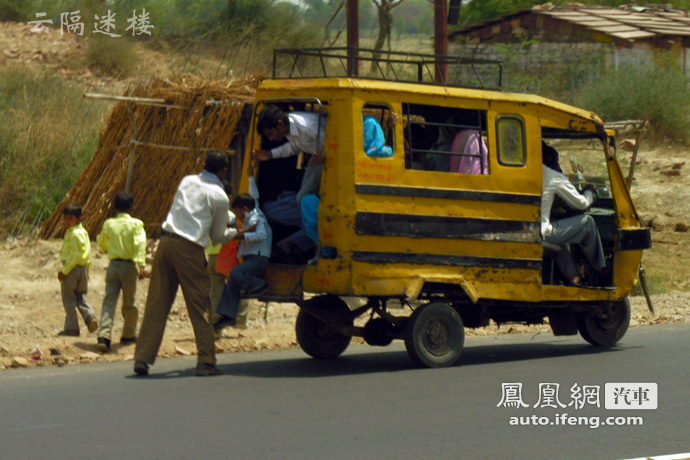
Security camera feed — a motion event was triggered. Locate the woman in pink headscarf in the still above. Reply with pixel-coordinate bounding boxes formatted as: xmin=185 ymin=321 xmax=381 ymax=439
xmin=449 ymin=130 xmax=488 ymax=175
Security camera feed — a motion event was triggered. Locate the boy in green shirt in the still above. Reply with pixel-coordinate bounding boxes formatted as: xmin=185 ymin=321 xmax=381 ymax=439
xmin=96 ymin=193 xmax=147 ymax=352
xmin=58 ymin=204 xmax=98 ymax=337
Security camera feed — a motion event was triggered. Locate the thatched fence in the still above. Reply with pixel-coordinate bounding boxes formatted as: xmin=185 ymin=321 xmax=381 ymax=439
xmin=39 ymin=74 xmax=261 ymax=240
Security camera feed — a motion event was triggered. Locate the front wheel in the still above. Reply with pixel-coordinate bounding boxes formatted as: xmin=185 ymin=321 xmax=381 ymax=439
xmin=404 ymin=302 xmax=464 ymax=368
xmin=577 ymin=297 xmax=631 ymax=346
xmin=296 ymin=296 xmax=352 ymax=359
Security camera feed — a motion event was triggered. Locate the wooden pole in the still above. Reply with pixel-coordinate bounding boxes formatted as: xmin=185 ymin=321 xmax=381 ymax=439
xmin=347 ymin=0 xmax=359 ymax=77
xmin=627 ymin=127 xmax=643 ymax=189
xmin=434 ymin=0 xmax=448 ymax=84
xmin=83 ymin=93 xmax=186 ymax=109
xmin=125 ymin=103 xmax=137 ymax=194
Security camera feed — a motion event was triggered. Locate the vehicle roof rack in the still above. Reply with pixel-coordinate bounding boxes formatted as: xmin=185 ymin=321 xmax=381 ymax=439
xmin=272 ymin=47 xmax=503 ymax=91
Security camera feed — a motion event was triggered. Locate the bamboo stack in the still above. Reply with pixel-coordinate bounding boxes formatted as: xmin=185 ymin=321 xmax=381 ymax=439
xmin=39 ymin=74 xmax=261 ymax=240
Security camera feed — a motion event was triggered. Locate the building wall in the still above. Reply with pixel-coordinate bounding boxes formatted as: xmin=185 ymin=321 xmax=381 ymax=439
xmin=450 ymin=41 xmax=615 ymax=93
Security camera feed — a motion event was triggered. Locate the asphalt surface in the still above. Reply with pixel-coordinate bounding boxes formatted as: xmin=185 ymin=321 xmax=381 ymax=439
xmin=1 ymin=322 xmax=688 ymax=460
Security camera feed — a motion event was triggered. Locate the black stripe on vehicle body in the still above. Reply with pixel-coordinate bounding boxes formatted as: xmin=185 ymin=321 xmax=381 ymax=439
xmin=351 ymin=251 xmax=542 ymax=270
xmin=355 ymin=212 xmax=540 ymax=243
xmin=355 ymin=184 xmax=541 ymax=205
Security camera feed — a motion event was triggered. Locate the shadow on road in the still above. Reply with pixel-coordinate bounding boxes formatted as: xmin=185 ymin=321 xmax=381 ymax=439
xmin=212 ymin=339 xmax=632 ymax=379
xmin=122 ymin=337 xmax=635 ymax=380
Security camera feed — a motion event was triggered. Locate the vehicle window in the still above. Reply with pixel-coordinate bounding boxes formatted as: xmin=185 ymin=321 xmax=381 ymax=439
xmin=402 ymin=103 xmax=488 ymax=174
xmin=544 ymin=137 xmax=612 ymax=196
xmin=362 ymin=104 xmax=395 ymax=158
xmin=496 ymin=115 xmax=525 ymax=166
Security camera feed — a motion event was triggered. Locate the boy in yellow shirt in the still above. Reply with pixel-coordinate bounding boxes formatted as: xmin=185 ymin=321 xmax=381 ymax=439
xmin=58 ymin=204 xmax=98 ymax=337
xmin=96 ymin=193 xmax=147 ymax=352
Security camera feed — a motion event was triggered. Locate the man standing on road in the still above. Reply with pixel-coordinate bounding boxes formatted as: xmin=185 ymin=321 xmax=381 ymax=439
xmin=133 ymin=150 xmax=237 ymax=377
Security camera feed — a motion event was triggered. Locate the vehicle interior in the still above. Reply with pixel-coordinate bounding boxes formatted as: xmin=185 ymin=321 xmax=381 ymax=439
xmin=541 ymin=131 xmax=616 ymax=288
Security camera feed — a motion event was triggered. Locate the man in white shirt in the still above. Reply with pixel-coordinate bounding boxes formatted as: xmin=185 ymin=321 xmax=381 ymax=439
xmin=253 ymin=104 xmax=326 ymax=205
xmin=134 ymin=151 xmax=238 ymax=377
xmin=252 ymin=105 xmax=326 ymax=262
xmin=541 ymin=142 xmax=606 ymax=286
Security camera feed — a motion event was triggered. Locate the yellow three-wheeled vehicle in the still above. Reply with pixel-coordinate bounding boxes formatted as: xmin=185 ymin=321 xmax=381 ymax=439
xmin=234 ymin=48 xmax=651 ymax=368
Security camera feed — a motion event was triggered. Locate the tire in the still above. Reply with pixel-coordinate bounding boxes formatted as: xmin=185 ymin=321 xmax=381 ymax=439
xmin=404 ymin=302 xmax=465 ymax=368
xmin=296 ymin=296 xmax=352 ymax=359
xmin=577 ymin=297 xmax=631 ymax=347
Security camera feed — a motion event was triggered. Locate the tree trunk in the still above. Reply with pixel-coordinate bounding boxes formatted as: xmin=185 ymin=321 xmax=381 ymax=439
xmin=370 ymin=0 xmax=401 ymax=72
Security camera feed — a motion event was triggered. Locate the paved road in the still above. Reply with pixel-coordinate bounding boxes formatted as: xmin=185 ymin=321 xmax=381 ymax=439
xmin=1 ymin=323 xmax=688 ymax=460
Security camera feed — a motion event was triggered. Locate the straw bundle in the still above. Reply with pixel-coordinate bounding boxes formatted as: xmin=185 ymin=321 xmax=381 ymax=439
xmin=39 ymin=74 xmax=262 ymax=240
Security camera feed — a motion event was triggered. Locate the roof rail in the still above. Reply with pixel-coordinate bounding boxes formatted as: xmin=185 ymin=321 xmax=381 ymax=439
xmin=272 ymin=47 xmax=503 ymax=91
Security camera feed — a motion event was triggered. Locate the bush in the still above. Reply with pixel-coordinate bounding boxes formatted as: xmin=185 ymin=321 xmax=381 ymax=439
xmin=0 ymin=67 xmax=108 ymax=237
xmin=0 ymin=0 xmax=28 ymax=21
xmin=575 ymin=59 xmax=690 ymax=141
xmin=84 ymin=34 xmax=139 ymax=77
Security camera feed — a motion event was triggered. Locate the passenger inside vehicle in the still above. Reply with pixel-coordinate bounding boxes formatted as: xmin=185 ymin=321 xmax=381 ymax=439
xmin=449 ymin=129 xmax=488 ymax=175
xmin=541 ymin=141 xmax=607 ymax=286
xmin=253 ymin=103 xmax=324 ymax=265
xmin=402 ymin=104 xmax=488 ymax=174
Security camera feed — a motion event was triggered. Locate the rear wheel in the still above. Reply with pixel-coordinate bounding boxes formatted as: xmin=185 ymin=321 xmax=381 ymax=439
xmin=296 ymin=296 xmax=352 ymax=359
xmin=404 ymin=302 xmax=464 ymax=368
xmin=577 ymin=297 xmax=631 ymax=346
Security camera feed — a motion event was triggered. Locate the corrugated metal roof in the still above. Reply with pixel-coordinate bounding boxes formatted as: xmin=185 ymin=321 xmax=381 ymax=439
xmin=454 ymin=6 xmax=690 ymax=42
xmin=541 ymin=6 xmax=690 ymax=39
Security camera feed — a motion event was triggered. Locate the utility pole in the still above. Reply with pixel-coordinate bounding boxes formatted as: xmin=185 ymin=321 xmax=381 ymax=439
xmin=347 ymin=0 xmax=359 ymax=77
xmin=434 ymin=0 xmax=448 ymax=84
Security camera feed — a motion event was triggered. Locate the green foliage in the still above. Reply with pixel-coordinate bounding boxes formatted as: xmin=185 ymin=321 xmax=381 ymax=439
xmin=459 ymin=0 xmax=553 ymax=27
xmin=0 ymin=67 xmax=108 ymax=237
xmin=576 ymin=59 xmax=690 ymax=140
xmin=0 ymin=0 xmax=28 ymax=21
xmin=392 ymin=0 xmax=433 ymax=36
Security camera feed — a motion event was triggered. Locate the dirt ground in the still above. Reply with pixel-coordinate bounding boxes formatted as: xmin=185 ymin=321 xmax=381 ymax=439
xmin=2 ymin=21 xmax=690 ymax=370
xmin=1 ymin=224 xmax=689 ymax=370
xmin=4 ymin=141 xmax=689 ymax=372
xmin=0 ymin=238 xmax=307 ymax=369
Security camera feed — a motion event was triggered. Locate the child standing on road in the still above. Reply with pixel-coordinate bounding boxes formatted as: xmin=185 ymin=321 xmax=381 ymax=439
xmin=95 ymin=193 xmax=147 ymax=352
xmin=58 ymin=204 xmax=98 ymax=337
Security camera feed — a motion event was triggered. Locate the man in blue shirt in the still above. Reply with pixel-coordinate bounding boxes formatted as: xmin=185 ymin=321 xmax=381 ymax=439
xmin=214 ymin=176 xmax=272 ymax=332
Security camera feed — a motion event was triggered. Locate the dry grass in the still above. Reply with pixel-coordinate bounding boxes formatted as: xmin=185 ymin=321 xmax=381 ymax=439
xmin=38 ymin=74 xmax=262 ymax=240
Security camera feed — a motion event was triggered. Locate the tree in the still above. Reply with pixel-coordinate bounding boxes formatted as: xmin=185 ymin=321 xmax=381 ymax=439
xmin=301 ymin=0 xmax=348 ymax=45
xmin=372 ymin=0 xmax=405 ymax=52
xmin=324 ymin=0 xmax=345 ymax=46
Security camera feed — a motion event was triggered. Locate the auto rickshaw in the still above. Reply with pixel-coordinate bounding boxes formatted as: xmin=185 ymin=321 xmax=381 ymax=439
xmin=233 ymin=48 xmax=651 ymax=367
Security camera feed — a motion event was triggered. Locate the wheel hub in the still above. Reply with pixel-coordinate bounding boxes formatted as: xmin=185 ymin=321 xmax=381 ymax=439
xmin=423 ymin=318 xmax=451 ymax=355
xmin=593 ymin=304 xmax=620 ymax=332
